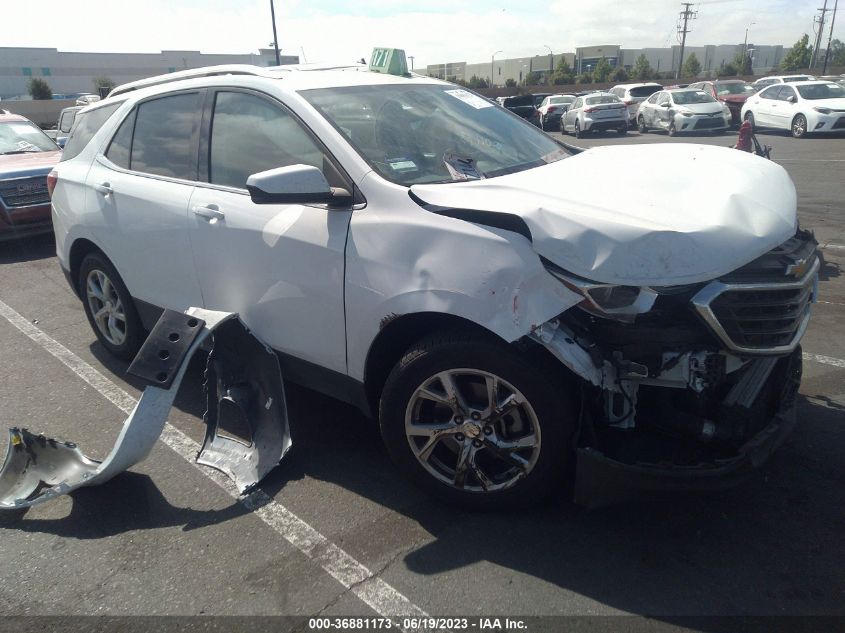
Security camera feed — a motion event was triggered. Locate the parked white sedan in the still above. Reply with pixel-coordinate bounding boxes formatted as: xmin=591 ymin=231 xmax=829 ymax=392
xmin=637 ymin=89 xmax=731 ymax=136
xmin=741 ymin=80 xmax=845 ymax=138
xmin=560 ymin=92 xmax=628 ymax=137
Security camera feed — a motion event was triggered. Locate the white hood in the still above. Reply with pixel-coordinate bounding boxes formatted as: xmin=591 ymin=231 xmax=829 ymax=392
xmin=410 ymin=143 xmax=797 ymax=286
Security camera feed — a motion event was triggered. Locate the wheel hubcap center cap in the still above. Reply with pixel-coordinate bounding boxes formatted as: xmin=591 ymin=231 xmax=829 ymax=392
xmin=461 ymin=422 xmax=482 ymax=439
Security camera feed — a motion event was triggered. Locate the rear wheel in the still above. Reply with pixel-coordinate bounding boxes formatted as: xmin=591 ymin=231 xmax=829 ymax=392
xmin=791 ymin=114 xmax=807 ymax=138
xmin=379 ymin=332 xmax=575 ymax=509
xmin=559 ymin=118 xmax=568 ymax=135
xmin=574 ymin=121 xmax=582 ymax=138
xmin=79 ymin=252 xmax=144 ymax=360
xmin=637 ymin=115 xmax=648 ymax=133
xmin=744 ymin=111 xmax=755 ymax=130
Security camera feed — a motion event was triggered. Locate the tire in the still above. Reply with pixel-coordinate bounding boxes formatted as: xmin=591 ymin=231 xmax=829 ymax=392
xmin=637 ymin=115 xmax=647 ymax=133
xmin=618 ymin=126 xmax=627 ymax=136
xmin=791 ymin=114 xmax=807 ymax=138
xmin=379 ymin=331 xmax=575 ymax=510
xmin=668 ymin=121 xmax=677 ymax=137
xmin=574 ymin=121 xmax=582 ymax=139
xmin=79 ymin=252 xmax=144 ymax=361
xmin=559 ymin=118 xmax=568 ymax=135
xmin=744 ymin=111 xmax=755 ymax=131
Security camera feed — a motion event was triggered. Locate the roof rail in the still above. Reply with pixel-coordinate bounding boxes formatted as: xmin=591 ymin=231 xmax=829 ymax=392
xmin=109 ymin=64 xmax=274 ymax=97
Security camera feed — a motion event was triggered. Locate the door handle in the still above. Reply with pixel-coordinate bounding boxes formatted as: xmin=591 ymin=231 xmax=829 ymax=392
xmin=94 ymin=182 xmax=113 ymax=196
xmin=192 ymin=204 xmax=225 ymax=222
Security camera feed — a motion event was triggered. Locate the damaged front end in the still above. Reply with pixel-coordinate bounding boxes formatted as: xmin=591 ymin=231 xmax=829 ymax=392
xmin=531 ymin=231 xmax=818 ymax=506
xmin=0 ymin=308 xmax=291 ymax=510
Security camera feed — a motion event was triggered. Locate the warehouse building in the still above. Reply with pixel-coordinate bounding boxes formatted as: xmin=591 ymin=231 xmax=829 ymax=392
xmin=0 ymin=47 xmax=299 ymax=100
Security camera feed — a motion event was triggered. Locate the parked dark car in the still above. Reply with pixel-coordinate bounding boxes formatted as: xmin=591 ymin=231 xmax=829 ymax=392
xmin=688 ymin=80 xmax=756 ymax=125
xmin=0 ymin=111 xmax=61 ymax=240
xmin=501 ymin=94 xmax=540 ymax=126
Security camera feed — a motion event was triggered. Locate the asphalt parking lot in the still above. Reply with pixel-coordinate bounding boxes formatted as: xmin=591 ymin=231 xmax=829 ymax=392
xmin=1 ymin=128 xmax=843 ymax=629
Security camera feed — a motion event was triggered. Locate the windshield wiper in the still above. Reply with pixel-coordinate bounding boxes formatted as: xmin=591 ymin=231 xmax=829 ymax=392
xmin=0 ymin=150 xmax=42 ymax=155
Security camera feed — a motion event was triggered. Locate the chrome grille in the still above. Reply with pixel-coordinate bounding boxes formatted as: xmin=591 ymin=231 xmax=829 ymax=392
xmin=0 ymin=176 xmax=50 ymax=208
xmin=692 ymin=256 xmax=818 ymax=355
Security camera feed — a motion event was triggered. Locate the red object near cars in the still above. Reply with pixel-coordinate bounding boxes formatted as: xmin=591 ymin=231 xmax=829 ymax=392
xmin=0 ymin=111 xmax=62 ymax=240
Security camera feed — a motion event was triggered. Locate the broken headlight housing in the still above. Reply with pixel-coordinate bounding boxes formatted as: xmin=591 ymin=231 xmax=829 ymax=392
xmin=544 ymin=265 xmax=658 ymax=321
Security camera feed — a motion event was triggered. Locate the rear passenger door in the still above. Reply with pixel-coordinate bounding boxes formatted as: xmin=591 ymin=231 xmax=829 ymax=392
xmin=187 ymin=88 xmax=353 ymax=373
xmin=772 ymin=85 xmax=797 ymax=129
xmin=88 ymin=90 xmax=205 ymax=312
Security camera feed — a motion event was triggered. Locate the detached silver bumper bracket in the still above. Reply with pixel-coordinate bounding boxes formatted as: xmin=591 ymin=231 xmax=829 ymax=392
xmin=0 ymin=308 xmax=291 ymax=510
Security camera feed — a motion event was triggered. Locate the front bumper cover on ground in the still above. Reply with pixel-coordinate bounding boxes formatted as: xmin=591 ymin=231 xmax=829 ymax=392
xmin=0 ymin=308 xmax=291 ymax=510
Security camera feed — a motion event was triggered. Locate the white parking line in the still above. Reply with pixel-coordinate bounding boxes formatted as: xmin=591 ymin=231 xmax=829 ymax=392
xmin=821 ymin=243 xmax=845 ymax=251
xmin=0 ymin=298 xmax=427 ymax=622
xmin=803 ymin=352 xmax=845 ymax=369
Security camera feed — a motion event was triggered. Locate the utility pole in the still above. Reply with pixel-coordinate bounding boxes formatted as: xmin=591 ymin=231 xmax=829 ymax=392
xmin=810 ymin=0 xmax=830 ymax=69
xmin=676 ymin=2 xmax=697 ymax=79
xmin=408 ymin=56 xmax=415 ymax=71
xmin=491 ymin=50 xmax=502 ymax=88
xmin=822 ymin=0 xmax=839 ymax=73
xmin=270 ymin=0 xmax=281 ymax=66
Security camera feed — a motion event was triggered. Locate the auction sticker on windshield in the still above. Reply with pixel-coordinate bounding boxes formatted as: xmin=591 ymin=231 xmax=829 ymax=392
xmin=444 ymin=89 xmax=493 ymax=109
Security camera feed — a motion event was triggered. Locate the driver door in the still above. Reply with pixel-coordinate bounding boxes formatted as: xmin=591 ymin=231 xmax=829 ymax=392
xmin=187 ymin=89 xmax=353 ymax=373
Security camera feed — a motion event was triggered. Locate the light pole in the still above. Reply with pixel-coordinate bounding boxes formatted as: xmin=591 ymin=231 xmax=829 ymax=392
xmin=408 ymin=55 xmax=415 ymax=71
xmin=543 ymin=45 xmax=553 ymax=83
xmin=270 ymin=0 xmax=281 ymax=66
xmin=743 ymin=22 xmax=755 ymax=73
xmin=491 ymin=50 xmax=502 ymax=88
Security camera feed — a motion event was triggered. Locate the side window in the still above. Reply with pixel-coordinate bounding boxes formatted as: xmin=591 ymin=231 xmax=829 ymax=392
xmin=760 ymin=86 xmax=782 ymax=100
xmin=657 ymin=92 xmax=669 ymax=105
xmin=777 ymin=86 xmax=795 ymax=101
xmin=60 ymin=102 xmax=121 ymax=162
xmin=105 ymin=109 xmax=136 ymax=169
xmin=572 ymin=98 xmax=582 ymax=109
xmin=208 ymin=91 xmax=326 ymax=190
xmin=130 ymin=93 xmax=199 ymax=180
xmin=646 ymin=93 xmax=659 ymax=104
xmin=58 ymin=110 xmax=76 ymax=133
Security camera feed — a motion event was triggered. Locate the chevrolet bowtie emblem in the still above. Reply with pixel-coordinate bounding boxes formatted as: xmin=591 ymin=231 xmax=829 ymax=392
xmin=786 ymin=257 xmax=810 ymax=278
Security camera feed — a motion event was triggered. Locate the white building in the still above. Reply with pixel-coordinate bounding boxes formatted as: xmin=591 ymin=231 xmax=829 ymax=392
xmin=0 ymin=47 xmax=299 ymax=99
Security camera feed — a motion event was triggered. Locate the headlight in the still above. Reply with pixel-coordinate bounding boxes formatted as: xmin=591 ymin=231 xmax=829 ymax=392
xmin=722 ymin=104 xmax=731 ymax=114
xmin=545 ymin=266 xmax=658 ymax=321
xmin=679 ymin=109 xmax=694 ymax=117
xmin=814 ymin=106 xmax=832 ymax=115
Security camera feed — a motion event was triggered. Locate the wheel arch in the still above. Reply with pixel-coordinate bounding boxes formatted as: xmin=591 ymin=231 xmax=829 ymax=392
xmin=362 ymin=311 xmax=579 ymax=416
xmin=68 ymin=238 xmax=106 ymax=298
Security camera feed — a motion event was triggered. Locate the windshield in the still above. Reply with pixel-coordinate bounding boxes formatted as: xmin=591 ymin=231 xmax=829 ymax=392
xmin=0 ymin=121 xmax=58 ymax=155
xmin=672 ymin=90 xmax=716 ymax=104
xmin=715 ymin=82 xmax=755 ymax=96
xmin=550 ymin=96 xmax=575 ymax=104
xmin=303 ymin=84 xmax=570 ymax=186
xmin=796 ymin=83 xmax=845 ymax=100
xmin=585 ymin=95 xmax=620 ymax=105
xmin=629 ymin=85 xmax=661 ymax=98
xmin=784 ymin=76 xmax=812 ymax=82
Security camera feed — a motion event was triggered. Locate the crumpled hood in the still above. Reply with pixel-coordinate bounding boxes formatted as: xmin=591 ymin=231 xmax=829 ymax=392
xmin=410 ymin=143 xmax=797 ymax=286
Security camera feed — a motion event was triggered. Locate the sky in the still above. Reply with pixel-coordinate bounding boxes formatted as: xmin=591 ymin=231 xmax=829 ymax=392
xmin=2 ymin=0 xmax=840 ymax=68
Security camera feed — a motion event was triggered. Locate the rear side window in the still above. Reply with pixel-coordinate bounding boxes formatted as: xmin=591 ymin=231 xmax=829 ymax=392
xmin=776 ymin=86 xmax=796 ymax=101
xmin=629 ymin=85 xmax=661 ymax=98
xmin=760 ymin=86 xmax=782 ymax=100
xmin=105 ymin=109 xmax=136 ymax=169
xmin=60 ymin=103 xmax=121 ymax=162
xmin=130 ymin=93 xmax=199 ymax=180
xmin=208 ymin=91 xmax=325 ymax=189
xmin=58 ymin=109 xmax=77 ymax=133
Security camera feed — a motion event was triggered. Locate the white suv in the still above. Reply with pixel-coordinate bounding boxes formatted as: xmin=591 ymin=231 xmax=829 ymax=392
xmin=50 ymin=56 xmax=818 ymax=508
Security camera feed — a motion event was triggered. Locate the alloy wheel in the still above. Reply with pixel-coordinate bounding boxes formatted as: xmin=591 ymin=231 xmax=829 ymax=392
xmin=85 ymin=269 xmax=127 ymax=346
xmin=404 ymin=369 xmax=542 ymax=493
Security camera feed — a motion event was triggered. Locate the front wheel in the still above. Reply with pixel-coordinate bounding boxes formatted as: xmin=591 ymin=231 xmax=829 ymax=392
xmin=668 ymin=121 xmax=677 ymax=137
xmin=79 ymin=252 xmax=144 ymax=360
xmin=574 ymin=121 xmax=582 ymax=138
xmin=379 ymin=332 xmax=575 ymax=509
xmin=638 ymin=115 xmax=648 ymax=133
xmin=744 ymin=111 xmax=755 ymax=130
xmin=560 ymin=118 xmax=568 ymax=135
xmin=791 ymin=114 xmax=807 ymax=138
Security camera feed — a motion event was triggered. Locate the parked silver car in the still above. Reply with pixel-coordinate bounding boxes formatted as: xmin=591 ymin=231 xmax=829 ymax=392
xmin=537 ymin=94 xmax=576 ymax=130
xmin=560 ymin=92 xmax=628 ymax=137
xmin=637 ymin=89 xmax=731 ymax=136
xmin=608 ymin=82 xmax=663 ymax=125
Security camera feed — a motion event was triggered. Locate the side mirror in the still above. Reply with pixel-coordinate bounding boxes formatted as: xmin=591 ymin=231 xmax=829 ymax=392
xmin=660 ymin=102 xmax=670 ymax=108
xmin=246 ymin=164 xmax=352 ymax=207
xmin=56 ymin=138 xmax=67 ymax=149
xmin=787 ymin=95 xmax=796 ymax=103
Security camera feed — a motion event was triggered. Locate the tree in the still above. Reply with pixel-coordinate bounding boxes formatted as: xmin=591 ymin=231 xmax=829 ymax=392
xmin=524 ymin=71 xmax=541 ymax=86
xmin=576 ymin=72 xmax=593 ymax=84
xmin=829 ymin=38 xmax=845 ymax=66
xmin=593 ymin=57 xmax=612 ymax=83
xmin=633 ymin=54 xmax=654 ymax=80
xmin=717 ymin=62 xmax=738 ymax=77
xmin=93 ymin=76 xmax=116 ymax=93
xmin=780 ymin=34 xmax=812 ymax=71
xmin=551 ymin=57 xmax=574 ymax=85
xmin=610 ymin=66 xmax=629 ymax=82
xmin=682 ymin=52 xmax=701 ymax=77
xmin=505 ymin=78 xmax=517 ymax=88
xmin=733 ymin=51 xmax=752 ymax=75
xmin=28 ymin=78 xmax=52 ymax=100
